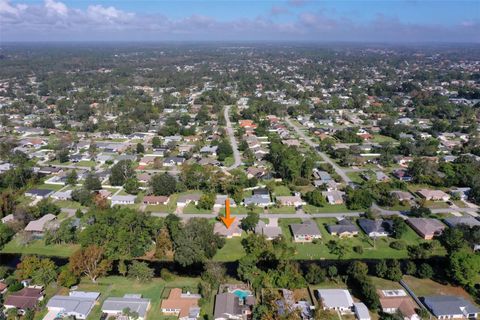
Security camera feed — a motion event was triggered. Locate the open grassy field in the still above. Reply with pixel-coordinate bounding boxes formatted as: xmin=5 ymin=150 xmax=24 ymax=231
xmin=403 ymin=275 xmax=477 ymax=301
xmin=213 ymin=233 xmax=246 ymax=261
xmin=1 ymin=237 xmax=80 ymax=257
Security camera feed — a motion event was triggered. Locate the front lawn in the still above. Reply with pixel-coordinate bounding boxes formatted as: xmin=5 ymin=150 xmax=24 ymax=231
xmin=273 ymin=185 xmax=292 ymax=196
xmin=183 ymin=203 xmax=212 ymax=214
xmin=35 ymin=183 xmax=64 ymax=191
xmin=303 ymin=204 xmax=357 ymax=214
xmin=269 ymin=206 xmax=296 ymax=214
xmin=1 ymin=237 xmax=80 ymax=257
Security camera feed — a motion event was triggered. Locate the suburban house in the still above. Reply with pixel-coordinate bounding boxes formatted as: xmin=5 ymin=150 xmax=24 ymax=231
xmin=417 ymin=189 xmax=450 ymax=202
xmin=243 ymin=188 xmax=273 ymax=208
xmin=101 ymin=294 xmax=151 ymax=320
xmin=177 ymin=194 xmax=202 ymax=207
xmin=289 ymin=220 xmax=322 ymax=242
xmin=214 ymin=195 xmax=236 ymax=209
xmin=143 ymin=195 xmax=170 ymax=205
xmin=449 ymin=187 xmax=471 ymax=201
xmin=326 ymin=219 xmax=359 ymax=237
xmin=213 ymin=292 xmax=255 ymax=320
xmin=392 ymin=169 xmax=413 ymax=182
xmin=46 ymin=291 xmax=100 ymax=320
xmin=24 ymin=188 xmax=55 ymax=199
xmin=163 ymin=156 xmax=185 ymax=167
xmin=111 ymin=195 xmax=136 ymax=206
xmin=422 ymin=296 xmax=479 ymax=319
xmin=24 ymin=214 xmax=58 ymax=238
xmin=407 ymin=218 xmax=446 ymax=240
xmin=353 ymin=302 xmax=371 ymax=320
xmin=322 ymin=191 xmax=345 ymax=205
xmin=254 ymin=220 xmax=282 ymax=240
xmin=276 ymin=195 xmax=305 ymax=207
xmin=160 ymin=288 xmax=201 ymax=320
xmin=316 ymin=289 xmax=354 ymax=314
xmin=51 ymin=189 xmax=73 ymax=201
xmin=276 ymin=289 xmax=313 ymax=320
xmin=4 ymin=287 xmax=44 ymax=314
xmin=443 ymin=216 xmax=480 ymax=228
xmin=390 ymin=190 xmax=415 ymax=202
xmin=214 ymin=220 xmax=242 ymax=238
xmin=358 ymin=219 xmax=393 ymax=238
xmin=379 ymin=289 xmax=420 ymax=320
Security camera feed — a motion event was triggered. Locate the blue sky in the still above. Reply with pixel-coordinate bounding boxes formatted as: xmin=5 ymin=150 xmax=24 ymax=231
xmin=1 ymin=0 xmax=479 ymax=42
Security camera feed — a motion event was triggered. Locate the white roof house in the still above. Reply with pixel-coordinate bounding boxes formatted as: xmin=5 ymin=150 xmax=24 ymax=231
xmin=102 ymin=295 xmax=151 ymax=320
xmin=353 ymin=302 xmax=371 ymax=320
xmin=111 ymin=195 xmax=136 ymax=206
xmin=46 ymin=292 xmax=100 ymax=320
xmin=316 ymin=289 xmax=354 ymax=313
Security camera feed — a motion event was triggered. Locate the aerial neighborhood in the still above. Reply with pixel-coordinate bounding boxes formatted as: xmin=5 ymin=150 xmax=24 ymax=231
xmin=0 ymin=43 xmax=479 ymax=320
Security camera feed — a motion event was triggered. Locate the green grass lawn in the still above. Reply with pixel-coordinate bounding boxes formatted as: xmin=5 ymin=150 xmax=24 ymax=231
xmin=402 ymin=275 xmax=476 ymax=301
xmin=35 ymin=183 xmax=64 ymax=191
xmin=346 ymin=172 xmax=364 ymax=184
xmin=75 ymin=275 xmax=201 ymax=320
xmin=371 ymin=134 xmax=397 ymax=143
xmin=183 ymin=203 xmax=212 ymax=214
xmin=75 ymin=160 xmax=96 ymax=167
xmin=213 ymin=233 xmax=247 ymax=262
xmin=223 ymin=156 xmax=235 ymax=167
xmin=1 ymin=237 xmax=80 ymax=257
xmin=218 ymin=206 xmax=262 ymax=215
xmin=273 ymin=185 xmax=292 ymax=196
xmin=303 ymin=204 xmax=357 ymax=213
xmin=54 ymin=200 xmax=85 ymax=209
xmin=269 ymin=206 xmax=296 ymax=214
xmin=423 ymin=200 xmax=450 ymax=209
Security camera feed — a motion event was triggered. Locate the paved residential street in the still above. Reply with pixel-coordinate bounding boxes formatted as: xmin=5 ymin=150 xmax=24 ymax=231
xmin=224 ymin=105 xmax=242 ymax=170
xmin=285 ymin=117 xmax=352 ymax=183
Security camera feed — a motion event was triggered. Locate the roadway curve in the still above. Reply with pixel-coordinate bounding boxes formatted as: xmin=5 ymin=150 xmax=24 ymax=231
xmin=285 ymin=117 xmax=352 ymax=183
xmin=224 ymin=105 xmax=242 ymax=170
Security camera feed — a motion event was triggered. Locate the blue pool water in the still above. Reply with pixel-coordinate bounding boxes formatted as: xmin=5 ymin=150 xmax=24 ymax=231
xmin=232 ymin=289 xmax=251 ymax=300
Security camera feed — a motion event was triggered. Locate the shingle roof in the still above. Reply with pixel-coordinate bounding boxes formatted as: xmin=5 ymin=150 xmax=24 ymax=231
xmin=423 ymin=296 xmax=479 ymax=317
xmin=102 ymin=296 xmax=150 ymax=318
xmin=290 ymin=220 xmax=321 ymax=237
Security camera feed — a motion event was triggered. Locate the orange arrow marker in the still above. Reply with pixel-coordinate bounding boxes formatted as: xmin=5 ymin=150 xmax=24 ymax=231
xmin=221 ymin=198 xmax=236 ymax=229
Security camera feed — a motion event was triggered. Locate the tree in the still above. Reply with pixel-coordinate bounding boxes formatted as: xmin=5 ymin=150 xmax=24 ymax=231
xmin=240 ymin=211 xmax=260 ymax=232
xmin=127 ymin=261 xmax=154 ymax=282
xmin=57 ymin=266 xmax=78 ymax=287
xmin=109 ymin=160 xmax=135 ymax=186
xmin=124 ymin=177 xmax=140 ymax=195
xmin=304 ymin=189 xmax=326 ymax=207
xmin=84 ymin=172 xmax=101 ymax=191
xmin=305 ymin=264 xmax=326 ymax=284
xmin=346 ymin=187 xmax=373 ymax=210
xmin=30 ymin=199 xmax=61 ymax=219
xmin=216 ymin=139 xmax=233 ymax=161
xmin=448 ymin=249 xmax=480 ymax=288
xmin=118 ymin=260 xmax=127 ymax=277
xmin=0 ymin=222 xmax=14 ymax=250
xmin=15 ymin=255 xmax=57 ymax=285
xmin=69 ymin=245 xmax=112 ymax=282
xmin=391 ymin=217 xmax=407 ymax=239
xmin=155 ymin=227 xmax=174 ymax=260
xmin=440 ymin=227 xmax=467 ymax=253
xmin=327 ymin=266 xmax=338 ymax=279
xmin=327 ymin=240 xmax=349 ymax=259
xmin=410 ymin=206 xmax=432 ymax=218
xmin=71 ymin=188 xmax=92 ymax=206
xmin=384 ymin=260 xmax=403 ymax=281
xmin=197 ymin=193 xmax=215 ymax=210
xmin=57 ymin=149 xmax=69 ymax=163
xmin=403 ymin=261 xmax=417 ymax=275
xmin=375 ymin=260 xmax=388 ymax=278
xmin=150 ymin=173 xmax=177 ymax=196
xmin=0 ymin=190 xmax=17 ymax=219
xmin=152 ymin=136 xmax=161 ymax=148
xmin=45 ymin=219 xmax=77 ymax=245
xmin=417 ymin=263 xmax=433 ymax=279
xmin=66 ymin=170 xmax=78 ymax=185
xmin=136 ymin=143 xmax=145 ymax=154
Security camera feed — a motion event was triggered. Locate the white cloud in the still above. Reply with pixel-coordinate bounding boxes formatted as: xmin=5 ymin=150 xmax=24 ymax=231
xmin=86 ymin=4 xmax=134 ymax=24
xmin=45 ymin=0 xmax=67 ymax=16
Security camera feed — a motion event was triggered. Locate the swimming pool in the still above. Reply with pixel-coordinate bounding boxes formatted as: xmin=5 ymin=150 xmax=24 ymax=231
xmin=232 ymin=289 xmax=251 ymax=300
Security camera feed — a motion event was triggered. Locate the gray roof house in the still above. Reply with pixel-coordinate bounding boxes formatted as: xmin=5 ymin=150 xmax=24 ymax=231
xmin=25 ymin=188 xmax=55 ymax=199
xmin=443 ymin=216 xmax=480 ymax=228
xmin=358 ymin=219 xmax=393 ymax=238
xmin=24 ymin=214 xmax=58 ymax=236
xmin=353 ymin=302 xmax=371 ymax=320
xmin=243 ymin=194 xmax=273 ymax=208
xmin=423 ymin=296 xmax=479 ymax=319
xmin=290 ymin=220 xmax=321 ymax=242
xmin=316 ymin=289 xmax=354 ymax=313
xmin=213 ymin=292 xmax=254 ymax=320
xmin=46 ymin=292 xmax=100 ymax=320
xmin=254 ymin=220 xmax=282 ymax=240
xmin=327 ymin=219 xmax=359 ymax=237
xmin=110 ymin=195 xmax=136 ymax=206
xmin=102 ymin=295 xmax=151 ymax=320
